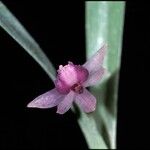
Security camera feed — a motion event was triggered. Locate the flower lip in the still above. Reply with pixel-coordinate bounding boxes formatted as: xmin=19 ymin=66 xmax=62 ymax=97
xmin=55 ymin=62 xmax=89 ymax=94
xmin=54 ymin=79 xmax=70 ymax=94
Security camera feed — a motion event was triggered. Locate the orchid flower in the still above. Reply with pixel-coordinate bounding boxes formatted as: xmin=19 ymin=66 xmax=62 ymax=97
xmin=27 ymin=44 xmax=107 ymax=114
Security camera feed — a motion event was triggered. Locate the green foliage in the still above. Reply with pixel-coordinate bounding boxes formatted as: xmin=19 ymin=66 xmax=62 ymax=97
xmin=0 ymin=1 xmax=56 ymax=81
xmin=77 ymin=2 xmax=125 ymax=149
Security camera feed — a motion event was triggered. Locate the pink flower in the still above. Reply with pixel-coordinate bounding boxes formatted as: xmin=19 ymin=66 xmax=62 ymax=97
xmin=27 ymin=44 xmax=107 ymax=114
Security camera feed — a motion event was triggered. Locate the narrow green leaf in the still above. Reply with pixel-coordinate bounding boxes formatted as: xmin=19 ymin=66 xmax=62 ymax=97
xmin=0 ymin=1 xmax=56 ymax=81
xmin=78 ymin=2 xmax=125 ymax=149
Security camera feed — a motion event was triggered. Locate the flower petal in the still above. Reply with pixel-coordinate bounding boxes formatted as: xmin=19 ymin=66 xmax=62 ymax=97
xmin=57 ymin=63 xmax=78 ymax=86
xmin=83 ymin=67 xmax=106 ymax=87
xmin=75 ymin=65 xmax=89 ymax=84
xmin=27 ymin=88 xmax=65 ymax=108
xmin=57 ymin=91 xmax=75 ymax=114
xmin=75 ymin=89 xmax=96 ymax=113
xmin=55 ymin=79 xmax=70 ymax=94
xmin=83 ymin=44 xmax=107 ymax=73
xmin=55 ymin=63 xmax=89 ymax=93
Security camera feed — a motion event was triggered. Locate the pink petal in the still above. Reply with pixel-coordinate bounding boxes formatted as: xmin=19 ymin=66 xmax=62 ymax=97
xmin=57 ymin=91 xmax=75 ymax=114
xmin=75 ymin=65 xmax=89 ymax=84
xmin=83 ymin=67 xmax=106 ymax=87
xmin=27 ymin=88 xmax=65 ymax=108
xmin=75 ymin=89 xmax=96 ymax=113
xmin=55 ymin=62 xmax=89 ymax=93
xmin=83 ymin=44 xmax=107 ymax=73
xmin=55 ymin=79 xmax=70 ymax=94
xmin=57 ymin=63 xmax=78 ymax=86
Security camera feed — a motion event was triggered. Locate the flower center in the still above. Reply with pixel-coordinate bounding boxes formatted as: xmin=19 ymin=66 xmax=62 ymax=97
xmin=71 ymin=83 xmax=83 ymax=94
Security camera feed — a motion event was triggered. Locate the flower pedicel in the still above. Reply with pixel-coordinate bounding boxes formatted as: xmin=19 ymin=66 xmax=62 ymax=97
xmin=27 ymin=44 xmax=107 ymax=114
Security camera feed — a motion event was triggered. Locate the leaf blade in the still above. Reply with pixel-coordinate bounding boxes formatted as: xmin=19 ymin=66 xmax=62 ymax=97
xmin=0 ymin=1 xmax=56 ymax=81
xmin=78 ymin=2 xmax=125 ymax=149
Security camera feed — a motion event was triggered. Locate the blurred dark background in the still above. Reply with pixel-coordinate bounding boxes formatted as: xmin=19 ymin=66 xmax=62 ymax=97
xmin=0 ymin=1 xmax=149 ymax=149
xmin=118 ymin=1 xmax=149 ymax=149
